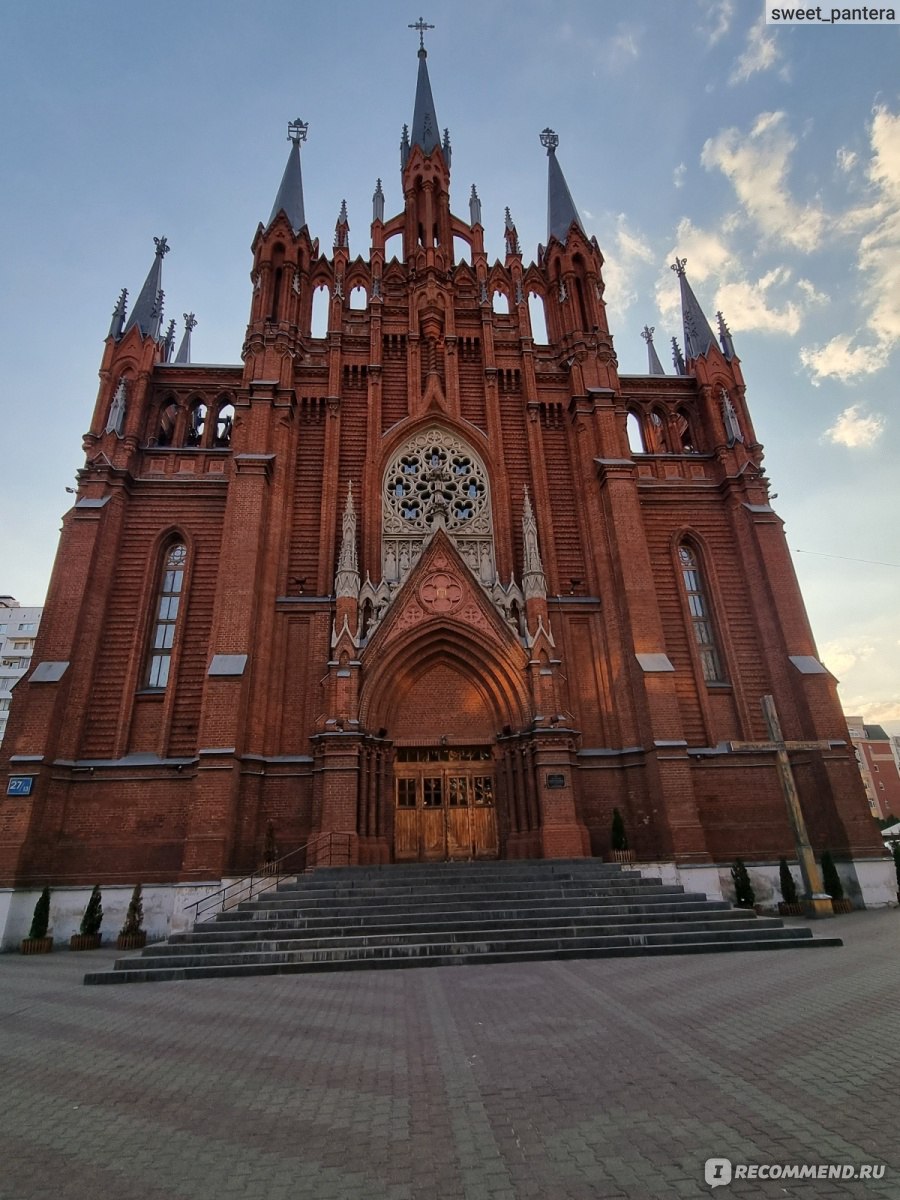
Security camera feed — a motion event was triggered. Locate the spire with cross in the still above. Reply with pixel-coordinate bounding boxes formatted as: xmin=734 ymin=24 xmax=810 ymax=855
xmin=408 ymin=16 xmax=434 ymax=51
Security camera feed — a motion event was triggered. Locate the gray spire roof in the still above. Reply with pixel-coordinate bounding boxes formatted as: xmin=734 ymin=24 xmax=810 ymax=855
xmin=269 ymin=120 xmax=308 ymax=234
xmin=716 ymin=310 xmax=736 ymax=360
xmin=641 ymin=326 xmax=666 ymax=375
xmin=410 ymin=47 xmax=441 ymax=156
xmin=671 ymin=258 xmax=717 ymax=359
xmin=108 ymin=287 xmax=128 ymax=340
xmin=541 ymin=129 xmax=584 ymax=244
xmin=123 ymin=236 xmax=169 ymax=339
xmin=175 ymin=313 xmax=197 ymax=364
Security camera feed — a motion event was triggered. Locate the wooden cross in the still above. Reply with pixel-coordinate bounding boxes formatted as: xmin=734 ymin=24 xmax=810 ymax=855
xmin=729 ymin=694 xmax=834 ymax=918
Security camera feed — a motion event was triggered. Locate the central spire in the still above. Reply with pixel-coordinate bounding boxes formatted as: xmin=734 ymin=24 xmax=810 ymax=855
xmin=408 ymin=17 xmax=441 ymax=156
xmin=540 ymin=129 xmax=584 ymax=244
xmin=268 ymin=118 xmax=308 ymax=234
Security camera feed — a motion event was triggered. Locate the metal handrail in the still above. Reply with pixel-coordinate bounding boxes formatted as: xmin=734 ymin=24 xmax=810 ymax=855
xmin=183 ymin=831 xmax=352 ymax=924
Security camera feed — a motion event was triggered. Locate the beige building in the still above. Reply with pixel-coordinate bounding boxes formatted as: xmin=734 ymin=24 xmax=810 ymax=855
xmin=0 ymin=598 xmax=42 ymax=749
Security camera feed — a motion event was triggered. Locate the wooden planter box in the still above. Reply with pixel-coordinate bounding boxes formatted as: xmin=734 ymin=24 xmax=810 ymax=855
xmin=116 ymin=931 xmax=147 ymax=951
xmin=830 ymin=898 xmax=854 ymax=914
xmin=70 ymin=933 xmax=102 ymax=951
xmin=611 ymin=849 xmax=634 ymax=864
xmin=21 ymin=937 xmax=53 ymax=955
xmin=778 ymin=902 xmax=805 ymax=917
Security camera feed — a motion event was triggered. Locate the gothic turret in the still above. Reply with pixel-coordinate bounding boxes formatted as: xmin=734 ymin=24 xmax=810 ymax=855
xmin=409 ymin=18 xmax=441 ymax=156
xmin=108 ymin=288 xmax=128 ymax=341
xmin=268 ymin=119 xmax=308 ymax=234
xmin=717 ymin=311 xmax=736 ymax=360
xmin=671 ymin=258 xmax=717 ymax=360
xmin=541 ymin=129 xmax=583 ymax=245
xmin=174 ymin=313 xmax=197 ymax=364
xmin=122 ymin=236 xmax=169 ymax=339
xmin=641 ymin=326 xmax=666 ymax=375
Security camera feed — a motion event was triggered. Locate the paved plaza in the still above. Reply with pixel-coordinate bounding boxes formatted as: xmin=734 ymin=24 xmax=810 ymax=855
xmin=1 ymin=912 xmax=897 ymax=1200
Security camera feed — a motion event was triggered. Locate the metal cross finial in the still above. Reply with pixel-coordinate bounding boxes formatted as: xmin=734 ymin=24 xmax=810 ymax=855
xmin=539 ymin=128 xmax=559 ymax=153
xmin=183 ymin=312 xmax=197 ymax=332
xmin=287 ymin=118 xmax=309 ymax=146
xmin=671 ymin=257 xmax=687 ymax=277
xmin=153 ymin=235 xmax=170 ymax=258
xmin=408 ymin=16 xmax=435 ymax=50
xmin=641 ymin=325 xmax=655 ymax=344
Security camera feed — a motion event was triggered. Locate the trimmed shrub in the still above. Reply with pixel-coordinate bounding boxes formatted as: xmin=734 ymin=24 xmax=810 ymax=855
xmin=611 ymin=808 xmax=628 ymax=852
xmin=820 ymin=850 xmax=844 ymax=901
xmin=120 ymin=883 xmax=145 ymax=937
xmin=731 ymin=859 xmax=756 ymax=908
xmin=80 ymin=885 xmax=103 ymax=937
xmin=28 ymin=887 xmax=51 ymax=940
xmin=779 ymin=858 xmax=799 ymax=906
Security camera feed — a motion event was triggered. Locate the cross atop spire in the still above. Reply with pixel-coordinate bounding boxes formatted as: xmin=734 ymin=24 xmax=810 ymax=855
xmin=408 ymin=16 xmax=434 ymax=51
xmin=407 ymin=19 xmax=442 ymax=158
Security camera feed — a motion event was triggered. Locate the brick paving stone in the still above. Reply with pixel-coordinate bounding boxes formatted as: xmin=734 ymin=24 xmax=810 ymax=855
xmin=0 ymin=911 xmax=898 ymax=1199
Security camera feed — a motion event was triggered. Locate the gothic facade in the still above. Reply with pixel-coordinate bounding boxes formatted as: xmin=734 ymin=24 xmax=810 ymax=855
xmin=0 ymin=39 xmax=890 ymax=923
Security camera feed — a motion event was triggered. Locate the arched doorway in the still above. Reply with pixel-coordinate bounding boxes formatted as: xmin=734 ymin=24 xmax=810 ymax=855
xmin=360 ymin=621 xmax=532 ymax=863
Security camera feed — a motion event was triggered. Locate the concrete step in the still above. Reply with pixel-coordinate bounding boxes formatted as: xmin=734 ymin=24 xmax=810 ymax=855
xmin=83 ymin=859 xmax=843 ymax=986
xmin=84 ymin=934 xmax=843 ymax=986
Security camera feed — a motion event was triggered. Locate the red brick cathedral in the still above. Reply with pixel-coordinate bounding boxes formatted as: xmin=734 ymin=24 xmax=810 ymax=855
xmin=0 ymin=35 xmax=890 ymax=933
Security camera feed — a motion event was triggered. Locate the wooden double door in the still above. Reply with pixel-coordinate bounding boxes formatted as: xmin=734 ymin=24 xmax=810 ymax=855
xmin=394 ymin=747 xmax=499 ymax=862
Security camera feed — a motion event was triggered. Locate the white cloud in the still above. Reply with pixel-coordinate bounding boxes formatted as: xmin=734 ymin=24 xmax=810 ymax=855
xmin=836 ymin=147 xmax=858 ymax=174
xmin=715 ymin=268 xmax=803 ymax=335
xmin=799 ymin=106 xmax=900 ymax=383
xmin=800 ymin=335 xmax=890 ymax=384
xmin=701 ymin=0 xmax=735 ymax=46
xmin=602 ymin=215 xmax=655 ymax=320
xmin=673 ymin=162 xmax=687 ymax=189
xmin=701 ymin=112 xmax=826 ymax=251
xmin=821 ymin=638 xmax=875 ymax=680
xmin=729 ymin=21 xmax=783 ymax=84
xmin=823 ymin=403 xmax=886 ymax=448
xmin=796 ymin=278 xmax=829 ymax=306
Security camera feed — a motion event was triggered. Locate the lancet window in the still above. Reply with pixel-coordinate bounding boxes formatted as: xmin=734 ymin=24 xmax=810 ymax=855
xmin=678 ymin=543 xmax=724 ymax=683
xmin=382 ymin=427 xmax=495 ymax=587
xmin=145 ymin=542 xmax=187 ymax=689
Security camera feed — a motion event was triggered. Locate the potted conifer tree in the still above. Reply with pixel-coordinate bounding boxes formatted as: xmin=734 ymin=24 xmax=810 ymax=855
xmin=21 ymin=887 xmax=53 ymax=954
xmin=821 ymin=850 xmax=853 ymax=913
xmin=610 ymin=808 xmax=633 ymax=863
xmin=730 ymin=859 xmax=755 ymax=909
xmin=263 ymin=821 xmax=279 ymax=874
xmin=777 ymin=858 xmax=804 ymax=916
xmin=70 ymin=885 xmax=103 ymax=950
xmin=117 ymin=883 xmax=147 ymax=950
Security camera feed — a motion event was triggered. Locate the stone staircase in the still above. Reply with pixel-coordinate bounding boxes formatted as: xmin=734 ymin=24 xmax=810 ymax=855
xmin=83 ymin=859 xmax=842 ymax=985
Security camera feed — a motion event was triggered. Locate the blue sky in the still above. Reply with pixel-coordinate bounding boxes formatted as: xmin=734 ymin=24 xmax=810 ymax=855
xmin=2 ymin=1 xmax=899 ymax=731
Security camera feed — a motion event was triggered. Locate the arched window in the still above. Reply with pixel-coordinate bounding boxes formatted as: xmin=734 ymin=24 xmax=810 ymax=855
xmin=310 ymin=285 xmax=330 ymax=338
xmin=528 ymin=292 xmax=549 ymax=343
xmin=214 ymin=402 xmax=235 ymax=447
xmin=186 ymin=401 xmax=207 ymax=447
xmin=649 ymin=409 xmax=669 ymax=453
xmin=492 ymin=290 xmax=510 ymax=315
xmin=453 ymin=235 xmax=471 ymax=265
xmin=626 ymin=411 xmax=645 ymax=454
xmin=157 ymin=398 xmax=178 ymax=446
xmin=676 ymin=407 xmax=698 ymax=453
xmin=145 ymin=542 xmax=187 ymax=689
xmin=349 ymin=285 xmax=367 ymax=311
xmin=678 ymin=544 xmax=724 ymax=683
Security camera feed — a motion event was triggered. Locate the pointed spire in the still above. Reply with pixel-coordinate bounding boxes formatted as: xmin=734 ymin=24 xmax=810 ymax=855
xmin=671 ymin=258 xmax=717 ymax=360
xmin=522 ymin=486 xmax=547 ymax=601
xmin=717 ymin=310 xmax=736 ymax=360
xmin=641 ymin=326 xmax=666 ymax=375
xmin=108 ymin=287 xmax=128 ymax=340
xmin=504 ymin=207 xmax=521 ymax=257
xmin=408 ymin=18 xmax=441 ymax=156
xmin=372 ymin=178 xmax=385 ymax=223
xmin=671 ymin=336 xmax=686 ymax=375
xmin=540 ymin=129 xmax=584 ymax=244
xmin=469 ymin=185 xmax=482 ymax=227
xmin=163 ymin=318 xmax=177 ymax=362
xmin=123 ymin=236 xmax=169 ymax=339
xmin=175 ymin=312 xmax=197 ymax=364
xmin=268 ymin=119 xmax=308 ymax=234
xmin=400 ymin=123 xmax=410 ymax=168
xmin=442 ymin=127 xmax=452 ymax=166
xmin=334 ymin=199 xmax=349 ymax=250
xmin=335 ymin=482 xmax=360 ymax=598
